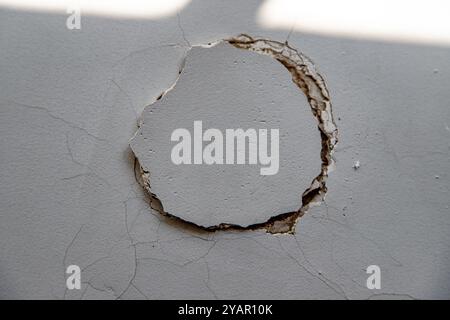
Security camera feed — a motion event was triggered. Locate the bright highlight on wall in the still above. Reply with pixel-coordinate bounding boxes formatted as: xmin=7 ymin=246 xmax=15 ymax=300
xmin=258 ymin=0 xmax=450 ymax=45
xmin=0 ymin=0 xmax=191 ymax=18
xmin=2 ymin=0 xmax=449 ymax=45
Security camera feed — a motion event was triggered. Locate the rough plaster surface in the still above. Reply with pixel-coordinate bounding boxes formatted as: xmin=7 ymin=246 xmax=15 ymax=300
xmin=130 ymin=42 xmax=321 ymax=228
xmin=0 ymin=1 xmax=449 ymax=299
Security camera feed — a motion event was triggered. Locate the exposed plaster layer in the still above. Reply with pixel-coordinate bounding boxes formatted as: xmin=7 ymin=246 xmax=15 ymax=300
xmin=132 ymin=35 xmax=338 ymax=234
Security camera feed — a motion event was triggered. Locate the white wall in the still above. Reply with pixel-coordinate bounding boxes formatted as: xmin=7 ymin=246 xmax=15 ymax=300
xmin=0 ymin=1 xmax=449 ymax=299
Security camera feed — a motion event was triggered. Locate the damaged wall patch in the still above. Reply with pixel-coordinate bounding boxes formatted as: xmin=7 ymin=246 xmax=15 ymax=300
xmin=130 ymin=35 xmax=338 ymax=234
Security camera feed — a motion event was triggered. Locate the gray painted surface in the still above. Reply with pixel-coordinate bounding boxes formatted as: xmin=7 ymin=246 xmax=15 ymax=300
xmin=0 ymin=1 xmax=449 ymax=299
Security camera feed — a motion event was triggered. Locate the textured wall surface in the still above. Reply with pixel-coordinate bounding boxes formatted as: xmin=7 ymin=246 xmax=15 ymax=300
xmin=0 ymin=1 xmax=449 ymax=299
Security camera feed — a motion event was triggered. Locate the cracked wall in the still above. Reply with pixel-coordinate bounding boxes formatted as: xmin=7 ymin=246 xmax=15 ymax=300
xmin=0 ymin=1 xmax=449 ymax=300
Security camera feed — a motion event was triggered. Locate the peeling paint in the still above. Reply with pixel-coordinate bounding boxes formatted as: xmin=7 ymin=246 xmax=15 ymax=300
xmin=131 ymin=35 xmax=338 ymax=234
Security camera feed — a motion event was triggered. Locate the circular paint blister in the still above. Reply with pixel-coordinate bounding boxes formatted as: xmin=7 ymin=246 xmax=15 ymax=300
xmin=130 ymin=35 xmax=337 ymax=234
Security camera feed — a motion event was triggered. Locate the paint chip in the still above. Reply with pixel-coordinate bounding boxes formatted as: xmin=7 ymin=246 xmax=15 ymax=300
xmin=130 ymin=35 xmax=338 ymax=233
